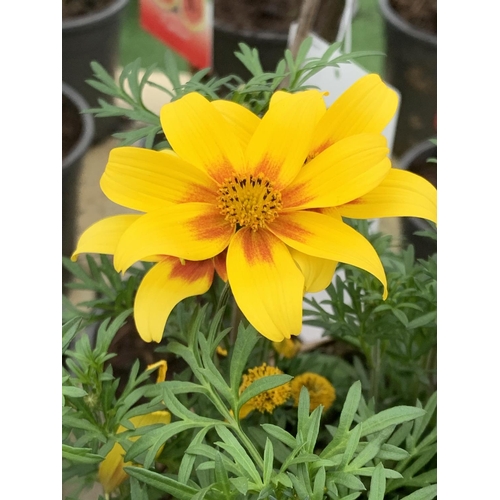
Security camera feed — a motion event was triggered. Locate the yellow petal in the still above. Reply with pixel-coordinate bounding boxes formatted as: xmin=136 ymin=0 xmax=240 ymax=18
xmin=246 ymin=90 xmax=326 ymax=190
xmin=71 ymin=215 xmax=141 ymax=261
xmin=268 ymin=211 xmax=388 ymax=298
xmin=160 ymin=92 xmax=246 ymax=183
xmin=98 ymin=411 xmax=171 ymax=493
xmin=337 ymin=168 xmax=437 ymax=223
xmin=101 ymin=147 xmax=218 ymax=212
xmin=114 ymin=203 xmax=234 ymax=273
xmin=147 ymin=360 xmax=168 ymax=382
xmin=310 ymin=74 xmax=398 ymax=157
xmin=282 ymin=133 xmax=391 ymax=210
xmin=289 ymin=247 xmax=338 ymax=294
xmin=211 ymin=100 xmax=260 ymax=150
xmin=227 ymin=228 xmax=304 ymax=341
xmin=134 ymin=257 xmax=214 ymax=342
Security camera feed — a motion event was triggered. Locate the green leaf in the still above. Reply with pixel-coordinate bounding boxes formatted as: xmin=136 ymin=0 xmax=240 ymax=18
xmin=399 ymin=484 xmax=437 ymax=500
xmin=130 ymin=476 xmax=149 ymax=500
xmin=263 ymin=438 xmax=274 ymax=484
xmin=125 ymin=421 xmax=201 ymax=466
xmin=329 ymin=472 xmax=366 ymax=491
xmin=62 ymin=385 xmax=87 ymax=399
xmin=229 ymin=477 xmax=249 ymax=495
xmin=214 ymin=452 xmax=232 ymax=498
xmin=261 ymin=424 xmax=297 ymax=449
xmin=178 ymin=428 xmax=211 ymax=485
xmin=214 ymin=426 xmax=262 ymax=485
xmin=368 ymin=463 xmax=386 ymax=500
xmin=161 ymin=385 xmax=218 ymax=424
xmin=321 ymin=381 xmax=361 ymax=458
xmin=392 ymin=308 xmax=409 ymax=327
xmin=348 ymin=426 xmax=395 ymax=470
xmin=339 ymin=424 xmax=362 ymax=469
xmin=238 ymin=374 xmax=292 ymax=409
xmin=360 ymin=406 xmax=426 ymax=438
xmin=62 ymin=318 xmax=83 ymax=353
xmin=312 ymin=466 xmax=326 ymax=500
xmin=62 ymin=444 xmax=103 ymax=464
xmin=124 ymin=467 xmax=200 ymax=500
xmin=229 ymin=323 xmax=260 ymax=394
xmin=412 ymin=392 xmax=437 ymax=444
xmin=407 ymin=311 xmax=437 ymax=329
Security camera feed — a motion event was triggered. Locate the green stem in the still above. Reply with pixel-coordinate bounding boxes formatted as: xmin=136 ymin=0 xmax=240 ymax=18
xmin=231 ymin=421 xmax=265 ymax=471
xmin=370 ymin=338 xmax=381 ymax=409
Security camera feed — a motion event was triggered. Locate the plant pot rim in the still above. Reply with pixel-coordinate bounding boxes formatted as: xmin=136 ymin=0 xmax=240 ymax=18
xmin=62 ymin=0 xmax=129 ymax=32
xmin=214 ymin=19 xmax=290 ymax=42
xmin=378 ymin=0 xmax=436 ymax=46
xmin=62 ymin=82 xmax=95 ymax=173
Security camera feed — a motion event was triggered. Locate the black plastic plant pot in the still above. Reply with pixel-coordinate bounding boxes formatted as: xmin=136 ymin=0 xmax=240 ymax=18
xmin=62 ymin=82 xmax=95 ymax=290
xmin=378 ymin=0 xmax=436 ymax=158
xmin=398 ymin=139 xmax=437 ymax=260
xmin=213 ymin=20 xmax=289 ymax=81
xmin=62 ymin=0 xmax=129 ymax=142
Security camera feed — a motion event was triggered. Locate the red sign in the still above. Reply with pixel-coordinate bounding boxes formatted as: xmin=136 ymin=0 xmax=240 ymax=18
xmin=140 ymin=0 xmax=213 ymax=69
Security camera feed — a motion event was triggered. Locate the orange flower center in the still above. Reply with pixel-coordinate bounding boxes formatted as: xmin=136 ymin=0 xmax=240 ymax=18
xmin=217 ymin=174 xmax=282 ymax=231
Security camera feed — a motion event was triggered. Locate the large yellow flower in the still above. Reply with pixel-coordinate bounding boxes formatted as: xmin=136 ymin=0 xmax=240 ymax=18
xmin=72 ymin=74 xmax=437 ymax=343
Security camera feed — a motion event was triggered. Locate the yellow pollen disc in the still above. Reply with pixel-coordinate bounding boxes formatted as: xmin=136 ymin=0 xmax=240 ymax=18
xmin=217 ymin=173 xmax=282 ymax=231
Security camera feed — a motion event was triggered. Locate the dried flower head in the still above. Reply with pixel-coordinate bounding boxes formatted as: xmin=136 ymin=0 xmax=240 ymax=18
xmin=291 ymin=372 xmax=336 ymax=413
xmin=239 ymin=363 xmax=291 ymax=418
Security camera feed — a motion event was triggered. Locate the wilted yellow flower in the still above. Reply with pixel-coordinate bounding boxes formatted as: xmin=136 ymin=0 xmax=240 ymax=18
xmin=291 ymin=373 xmax=336 ymax=413
xmin=72 ymin=74 xmax=437 ymax=343
xmin=272 ymin=337 xmax=301 ymax=358
xmin=238 ymin=363 xmax=291 ymax=419
xmin=98 ymin=411 xmax=171 ymax=493
xmin=147 ymin=359 xmax=168 ymax=383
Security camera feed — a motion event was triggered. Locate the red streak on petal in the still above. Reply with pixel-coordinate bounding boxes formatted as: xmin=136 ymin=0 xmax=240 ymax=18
xmin=240 ymin=229 xmax=274 ymax=266
xmin=208 ymin=159 xmax=236 ymax=184
xmin=169 ymin=257 xmax=214 ymax=283
xmin=271 ymin=214 xmax=312 ymax=244
xmin=188 ymin=208 xmax=232 ymax=241
xmin=255 ymin=155 xmax=280 ymax=184
xmin=179 ymin=184 xmax=217 ymax=204
xmin=282 ymin=183 xmax=314 ymax=209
